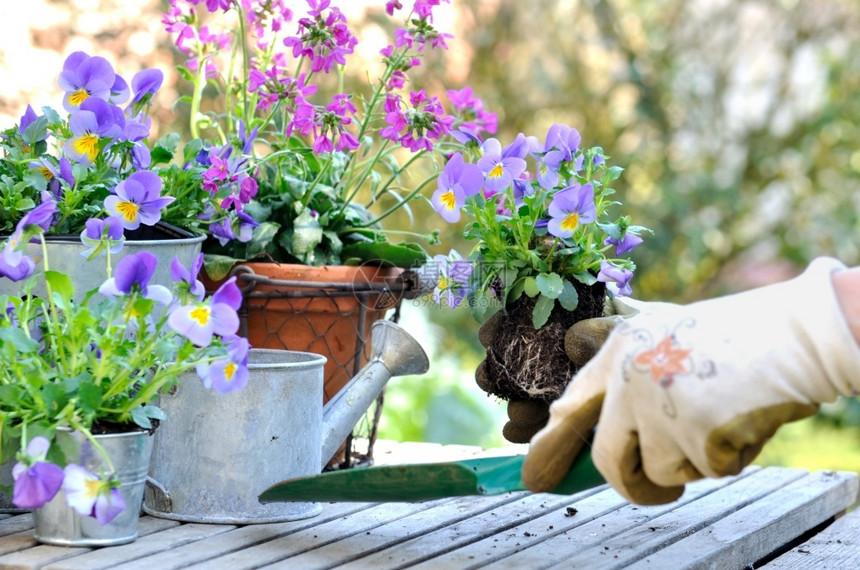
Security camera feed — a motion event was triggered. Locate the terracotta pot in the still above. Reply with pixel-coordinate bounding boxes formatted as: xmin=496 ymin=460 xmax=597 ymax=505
xmin=206 ymin=262 xmax=406 ymax=404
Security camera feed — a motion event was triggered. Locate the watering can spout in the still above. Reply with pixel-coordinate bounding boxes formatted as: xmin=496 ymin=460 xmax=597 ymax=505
xmin=320 ymin=320 xmax=429 ymax=469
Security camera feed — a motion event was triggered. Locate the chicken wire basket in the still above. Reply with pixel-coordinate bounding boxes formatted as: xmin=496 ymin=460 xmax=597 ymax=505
xmin=225 ymin=263 xmax=422 ymax=470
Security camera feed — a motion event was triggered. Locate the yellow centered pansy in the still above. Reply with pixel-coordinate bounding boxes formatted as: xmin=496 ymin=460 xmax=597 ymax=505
xmin=115 ymin=202 xmax=140 ymax=223
xmin=73 ymin=133 xmax=100 ymax=162
xmin=69 ymin=89 xmax=90 ymax=107
xmin=224 ymin=362 xmax=237 ymax=382
xmin=488 ymin=163 xmax=504 ymax=179
xmin=439 ymin=190 xmax=456 ymax=211
xmin=189 ymin=305 xmax=212 ymax=326
xmin=38 ymin=167 xmax=53 ymax=180
xmin=83 ymin=477 xmax=102 ymax=499
xmin=560 ymin=213 xmax=580 ymax=232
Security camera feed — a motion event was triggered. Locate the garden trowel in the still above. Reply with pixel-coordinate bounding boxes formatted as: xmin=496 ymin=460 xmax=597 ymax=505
xmin=258 ymin=447 xmax=603 ymax=503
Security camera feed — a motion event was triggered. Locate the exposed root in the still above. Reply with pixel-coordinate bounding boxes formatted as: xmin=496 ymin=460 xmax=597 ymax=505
xmin=482 ymin=282 xmax=606 ymax=403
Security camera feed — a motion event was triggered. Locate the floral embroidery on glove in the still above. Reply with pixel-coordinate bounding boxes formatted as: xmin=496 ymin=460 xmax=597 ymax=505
xmin=633 ymin=335 xmax=692 ymax=386
xmin=620 ymin=317 xmax=717 ymax=417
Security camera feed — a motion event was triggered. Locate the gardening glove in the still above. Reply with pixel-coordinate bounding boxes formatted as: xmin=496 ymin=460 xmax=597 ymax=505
xmin=523 ymin=257 xmax=860 ymax=505
xmin=476 ymin=297 xmax=654 ymax=443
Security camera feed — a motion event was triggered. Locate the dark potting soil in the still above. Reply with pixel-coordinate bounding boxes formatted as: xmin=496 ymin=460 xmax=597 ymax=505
xmin=90 ymin=419 xmax=159 ymax=436
xmin=483 ymin=280 xmax=606 ymax=403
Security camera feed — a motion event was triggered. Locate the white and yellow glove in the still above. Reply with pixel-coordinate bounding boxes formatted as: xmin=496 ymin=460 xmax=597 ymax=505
xmin=523 ymin=257 xmax=860 ymax=505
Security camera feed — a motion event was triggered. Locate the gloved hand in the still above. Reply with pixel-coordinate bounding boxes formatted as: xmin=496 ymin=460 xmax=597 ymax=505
xmin=522 ymin=258 xmax=860 ymax=505
xmin=476 ymin=296 xmax=648 ymax=443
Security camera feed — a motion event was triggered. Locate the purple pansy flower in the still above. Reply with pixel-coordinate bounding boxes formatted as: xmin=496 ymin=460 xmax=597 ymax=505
xmin=98 ymin=251 xmax=173 ymax=305
xmin=17 ymin=105 xmax=47 ymax=145
xmin=604 ymin=232 xmax=643 ymax=256
xmin=431 ymin=250 xmax=473 ymax=308
xmin=18 ymin=192 xmax=58 ymax=233
xmin=80 ymin=216 xmax=125 ymax=258
xmin=0 ymin=193 xmax=58 ymax=281
xmin=11 ymin=437 xmax=64 ymax=509
xmin=597 ymin=261 xmax=634 ymax=297
xmin=167 ymin=277 xmax=241 ymax=347
xmin=197 ymin=335 xmax=251 ymax=393
xmin=547 ymin=183 xmax=596 ymax=239
xmin=104 ymin=170 xmax=175 ymax=230
xmin=431 ymin=153 xmax=483 ymax=223
xmin=131 ymin=68 xmax=164 ymax=103
xmin=477 ymin=135 xmax=528 ymax=196
xmin=0 ymin=239 xmax=36 ymax=283
xmin=170 ymin=253 xmax=206 ymax=301
xmin=109 ymin=74 xmax=130 ymax=105
xmin=18 ymin=105 xmax=38 ymax=135
xmin=62 ymin=464 xmax=125 ymax=525
xmin=57 ymin=51 xmax=117 ymax=112
xmin=65 ymin=98 xmax=124 ymax=165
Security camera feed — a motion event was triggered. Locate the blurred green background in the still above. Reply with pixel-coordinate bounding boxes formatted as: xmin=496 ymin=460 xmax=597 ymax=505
xmin=374 ymin=0 xmax=860 ymax=473
xmin=2 ymin=0 xmax=859 ymax=471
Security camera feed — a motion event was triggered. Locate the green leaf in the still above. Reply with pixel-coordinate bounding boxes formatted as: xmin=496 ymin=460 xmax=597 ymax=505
xmin=22 ymin=115 xmax=48 ymax=144
xmin=0 ymin=412 xmax=21 ymax=465
xmin=532 ymin=294 xmax=555 ymax=329
xmin=508 ymin=278 xmax=526 ymax=303
xmin=469 ymin=289 xmax=494 ymax=323
xmin=0 ymin=328 xmax=39 ymax=353
xmin=202 ymin=254 xmax=240 ymax=282
xmin=536 ymin=272 xmax=564 ymax=299
xmin=246 ymin=221 xmax=280 ymax=259
xmin=597 ymin=221 xmax=622 ymax=241
xmin=603 ymin=165 xmax=624 ymax=183
xmin=77 ymin=379 xmax=103 ymax=415
xmin=573 ymin=271 xmax=598 ymax=286
xmin=143 ymin=405 xmax=166 ymax=421
xmin=0 ymin=385 xmax=23 ymax=408
xmin=131 ymin=407 xmax=152 ymax=430
xmin=291 ymin=209 xmax=323 ymax=256
xmin=41 ymin=383 xmax=68 ymax=417
xmin=558 ymin=280 xmax=580 ymax=311
xmin=523 ymin=277 xmax=539 ymax=298
xmin=45 ymin=270 xmax=74 ymax=301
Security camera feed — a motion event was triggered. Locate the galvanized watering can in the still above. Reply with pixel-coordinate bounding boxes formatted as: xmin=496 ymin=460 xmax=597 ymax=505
xmin=143 ymin=319 xmax=429 ymax=524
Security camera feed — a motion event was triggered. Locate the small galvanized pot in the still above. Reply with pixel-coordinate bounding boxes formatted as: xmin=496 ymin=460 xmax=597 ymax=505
xmin=32 ymin=428 xmax=154 ymax=547
xmin=0 ymin=222 xmax=204 ymax=302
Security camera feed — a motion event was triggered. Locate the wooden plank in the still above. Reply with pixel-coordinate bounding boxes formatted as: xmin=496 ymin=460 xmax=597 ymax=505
xmin=44 ymin=523 xmax=236 ymax=570
xmin=763 ymin=507 xmax=860 ymax=569
xmin=544 ymin=468 xmax=838 ymax=570
xmin=0 ymin=515 xmax=34 ymax=538
xmin=0 ymin=532 xmax=38 ymax=557
xmin=258 ymin=493 xmax=533 ymax=569
xmin=178 ymin=497 xmax=468 ymax=570
xmin=326 ymin=486 xmax=613 ymax=570
xmin=0 ymin=516 xmax=179 ymax=570
xmin=474 ymin=466 xmax=786 ymax=570
xmin=269 ymin=486 xmax=607 ymax=570
xmin=106 ymin=501 xmax=377 ymax=570
xmin=630 ymin=470 xmax=859 ymax=570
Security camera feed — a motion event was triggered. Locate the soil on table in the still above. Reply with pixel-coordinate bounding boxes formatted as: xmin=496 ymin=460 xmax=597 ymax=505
xmin=483 ymin=280 xmax=606 ymax=403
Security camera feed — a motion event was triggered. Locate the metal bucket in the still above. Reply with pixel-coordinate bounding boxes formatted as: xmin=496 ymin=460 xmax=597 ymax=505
xmin=32 ymin=428 xmax=154 ymax=546
xmin=0 ymin=223 xmax=204 ymax=301
xmin=144 ymin=349 xmax=326 ymax=524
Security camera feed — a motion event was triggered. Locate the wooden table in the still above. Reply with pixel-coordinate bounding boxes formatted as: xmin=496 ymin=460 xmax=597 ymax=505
xmin=0 ymin=441 xmax=857 ymax=569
